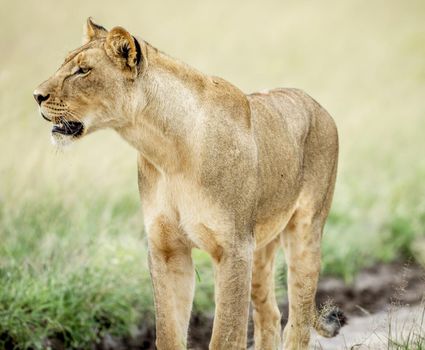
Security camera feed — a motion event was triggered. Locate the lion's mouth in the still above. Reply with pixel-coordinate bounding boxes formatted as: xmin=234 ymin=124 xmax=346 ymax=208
xmin=40 ymin=112 xmax=84 ymax=137
xmin=52 ymin=120 xmax=84 ymax=136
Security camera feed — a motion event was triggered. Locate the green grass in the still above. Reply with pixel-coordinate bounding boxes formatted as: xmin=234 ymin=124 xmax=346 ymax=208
xmin=1 ymin=0 xmax=425 ymax=348
xmin=0 ymin=194 xmax=152 ymax=349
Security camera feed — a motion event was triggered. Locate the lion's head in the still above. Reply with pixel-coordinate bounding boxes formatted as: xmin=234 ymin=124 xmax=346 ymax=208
xmin=33 ymin=18 xmax=145 ymax=146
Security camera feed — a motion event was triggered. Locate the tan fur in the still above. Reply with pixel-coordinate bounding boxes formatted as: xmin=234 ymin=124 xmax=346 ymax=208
xmin=34 ymin=19 xmax=340 ymax=350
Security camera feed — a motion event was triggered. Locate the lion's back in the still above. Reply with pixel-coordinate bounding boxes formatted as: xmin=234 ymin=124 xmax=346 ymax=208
xmin=248 ymin=88 xmax=313 ymax=147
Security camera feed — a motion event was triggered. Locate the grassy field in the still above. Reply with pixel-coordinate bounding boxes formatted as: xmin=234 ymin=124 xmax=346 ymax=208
xmin=1 ymin=0 xmax=424 ymax=348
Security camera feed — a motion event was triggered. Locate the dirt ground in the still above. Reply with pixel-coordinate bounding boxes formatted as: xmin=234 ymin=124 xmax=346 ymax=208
xmin=96 ymin=260 xmax=425 ymax=350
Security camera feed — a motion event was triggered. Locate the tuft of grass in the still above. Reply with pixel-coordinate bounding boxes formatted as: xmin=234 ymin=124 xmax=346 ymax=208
xmin=386 ymin=302 xmax=425 ymax=350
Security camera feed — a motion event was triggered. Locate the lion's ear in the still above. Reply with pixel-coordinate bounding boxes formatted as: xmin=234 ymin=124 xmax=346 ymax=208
xmin=82 ymin=17 xmax=108 ymax=44
xmin=104 ymin=26 xmax=141 ymax=77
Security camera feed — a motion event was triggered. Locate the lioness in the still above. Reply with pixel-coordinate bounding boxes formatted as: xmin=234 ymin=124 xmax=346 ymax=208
xmin=34 ymin=18 xmax=344 ymax=350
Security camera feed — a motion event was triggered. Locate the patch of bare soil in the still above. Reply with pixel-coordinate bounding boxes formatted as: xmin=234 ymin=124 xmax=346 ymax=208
xmin=94 ymin=261 xmax=425 ymax=349
xmin=315 ymin=260 xmax=425 ymax=316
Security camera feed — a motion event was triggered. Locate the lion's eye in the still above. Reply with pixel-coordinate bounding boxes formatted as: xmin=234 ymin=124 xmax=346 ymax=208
xmin=75 ymin=67 xmax=91 ymax=75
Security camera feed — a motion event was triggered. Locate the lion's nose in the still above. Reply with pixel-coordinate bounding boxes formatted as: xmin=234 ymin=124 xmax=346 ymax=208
xmin=33 ymin=92 xmax=50 ymax=105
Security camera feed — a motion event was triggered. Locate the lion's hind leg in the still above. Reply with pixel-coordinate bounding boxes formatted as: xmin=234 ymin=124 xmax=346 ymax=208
xmin=280 ymin=207 xmax=346 ymax=350
xmin=251 ymin=237 xmax=281 ymax=350
xmin=280 ymin=209 xmax=322 ymax=349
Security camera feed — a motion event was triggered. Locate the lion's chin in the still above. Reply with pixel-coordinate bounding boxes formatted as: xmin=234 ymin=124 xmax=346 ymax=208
xmin=51 ymin=133 xmax=75 ymax=149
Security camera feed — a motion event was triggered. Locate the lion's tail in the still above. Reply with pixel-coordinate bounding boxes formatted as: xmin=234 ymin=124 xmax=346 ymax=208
xmin=313 ymin=304 xmax=347 ymax=338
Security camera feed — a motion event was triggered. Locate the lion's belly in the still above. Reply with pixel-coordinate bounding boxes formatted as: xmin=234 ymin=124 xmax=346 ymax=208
xmin=143 ymin=170 xmax=301 ymax=256
xmin=253 ymin=203 xmax=298 ymax=250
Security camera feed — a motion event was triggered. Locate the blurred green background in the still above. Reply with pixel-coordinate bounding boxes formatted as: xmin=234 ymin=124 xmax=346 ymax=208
xmin=1 ymin=0 xmax=424 ymax=348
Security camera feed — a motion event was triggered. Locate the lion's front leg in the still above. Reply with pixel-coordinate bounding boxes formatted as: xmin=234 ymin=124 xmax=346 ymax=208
xmin=147 ymin=216 xmax=195 ymax=350
xmin=209 ymin=236 xmax=254 ymax=350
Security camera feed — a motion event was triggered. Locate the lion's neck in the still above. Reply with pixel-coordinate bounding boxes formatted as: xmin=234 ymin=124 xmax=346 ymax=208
xmin=116 ymin=48 xmax=205 ymax=174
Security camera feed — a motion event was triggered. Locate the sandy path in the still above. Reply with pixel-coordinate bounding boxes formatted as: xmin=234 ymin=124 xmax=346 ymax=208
xmin=310 ymin=305 xmax=425 ymax=349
